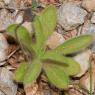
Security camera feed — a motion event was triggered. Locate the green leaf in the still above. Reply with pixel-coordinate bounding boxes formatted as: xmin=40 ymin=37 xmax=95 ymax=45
xmin=39 ymin=5 xmax=57 ymax=40
xmin=42 ymin=51 xmax=68 ymax=65
xmin=14 ymin=62 xmax=28 ymax=82
xmin=43 ymin=51 xmax=80 ymax=75
xmin=62 ymin=57 xmax=80 ymax=76
xmin=44 ymin=62 xmax=69 ymax=89
xmin=33 ymin=17 xmax=45 ymax=50
xmin=33 ymin=5 xmax=57 ymax=49
xmin=7 ymin=24 xmax=35 ymax=51
xmin=23 ymin=60 xmax=42 ymax=84
xmin=52 ymin=35 xmax=93 ymax=55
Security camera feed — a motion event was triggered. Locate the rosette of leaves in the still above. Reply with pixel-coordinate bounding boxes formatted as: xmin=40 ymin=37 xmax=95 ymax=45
xmin=7 ymin=5 xmax=93 ymax=89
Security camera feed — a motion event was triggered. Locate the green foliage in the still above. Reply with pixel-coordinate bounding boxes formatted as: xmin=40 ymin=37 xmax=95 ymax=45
xmin=14 ymin=62 xmax=28 ymax=82
xmin=7 ymin=5 xmax=93 ymax=89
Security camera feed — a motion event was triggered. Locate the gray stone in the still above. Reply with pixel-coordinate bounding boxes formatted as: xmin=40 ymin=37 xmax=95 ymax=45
xmin=0 ymin=33 xmax=8 ymax=66
xmin=0 ymin=68 xmax=17 ymax=95
xmin=58 ymin=2 xmax=87 ymax=31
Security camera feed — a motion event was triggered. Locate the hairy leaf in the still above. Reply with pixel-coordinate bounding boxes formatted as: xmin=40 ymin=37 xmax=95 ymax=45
xmin=62 ymin=57 xmax=80 ymax=76
xmin=39 ymin=5 xmax=57 ymax=40
xmin=51 ymin=35 xmax=93 ymax=55
xmin=42 ymin=51 xmax=68 ymax=65
xmin=43 ymin=51 xmax=80 ymax=75
xmin=14 ymin=62 xmax=28 ymax=82
xmin=33 ymin=17 xmax=45 ymax=51
xmin=7 ymin=24 xmax=35 ymax=51
xmin=23 ymin=60 xmax=42 ymax=84
xmin=44 ymin=62 xmax=69 ymax=89
xmin=33 ymin=5 xmax=57 ymax=50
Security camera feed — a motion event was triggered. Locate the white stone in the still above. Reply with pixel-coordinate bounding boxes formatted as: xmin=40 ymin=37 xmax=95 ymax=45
xmin=91 ymin=12 xmax=95 ymax=24
xmin=0 ymin=68 xmax=17 ymax=95
xmin=74 ymin=49 xmax=91 ymax=77
xmin=58 ymin=2 xmax=87 ymax=31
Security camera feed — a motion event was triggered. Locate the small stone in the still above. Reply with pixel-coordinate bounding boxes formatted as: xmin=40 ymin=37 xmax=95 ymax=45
xmin=3 ymin=0 xmax=11 ymax=5
xmin=15 ymin=11 xmax=24 ymax=23
xmin=0 ymin=91 xmax=5 ymax=95
xmin=82 ymin=0 xmax=95 ymax=12
xmin=58 ymin=2 xmax=87 ymax=31
xmin=22 ymin=22 xmax=33 ymax=33
xmin=74 ymin=49 xmax=91 ymax=77
xmin=0 ymin=9 xmax=24 ymax=31
xmin=0 ymin=68 xmax=17 ymax=95
xmin=24 ymin=82 xmax=38 ymax=95
xmin=0 ymin=33 xmax=8 ymax=66
xmin=81 ymin=21 xmax=95 ymax=35
xmin=79 ymin=61 xmax=95 ymax=93
xmin=46 ymin=32 xmax=65 ymax=49
xmin=91 ymin=12 xmax=95 ymax=24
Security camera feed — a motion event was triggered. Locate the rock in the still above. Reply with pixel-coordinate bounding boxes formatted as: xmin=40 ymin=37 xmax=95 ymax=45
xmin=0 ymin=9 xmax=24 ymax=31
xmin=0 ymin=33 xmax=8 ymax=66
xmin=46 ymin=32 xmax=65 ymax=49
xmin=91 ymin=12 xmax=95 ymax=24
xmin=0 ymin=1 xmax=4 ymax=7
xmin=0 ymin=91 xmax=5 ymax=95
xmin=3 ymin=0 xmax=11 ymax=5
xmin=0 ymin=68 xmax=17 ymax=95
xmin=7 ymin=0 xmax=32 ymax=9
xmin=15 ymin=11 xmax=24 ymax=23
xmin=24 ymin=82 xmax=38 ymax=95
xmin=82 ymin=0 xmax=95 ymax=12
xmin=79 ymin=61 xmax=95 ymax=93
xmin=73 ymin=49 xmax=91 ymax=77
xmin=58 ymin=2 xmax=87 ymax=31
xmin=80 ymin=21 xmax=95 ymax=35
xmin=0 ymin=9 xmax=14 ymax=30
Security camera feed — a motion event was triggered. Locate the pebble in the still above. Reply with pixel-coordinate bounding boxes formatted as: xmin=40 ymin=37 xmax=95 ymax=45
xmin=0 ymin=91 xmax=5 ymax=95
xmin=0 ymin=9 xmax=24 ymax=31
xmin=3 ymin=0 xmax=11 ymax=5
xmin=91 ymin=12 xmax=95 ymax=24
xmin=58 ymin=2 xmax=87 ymax=31
xmin=0 ymin=68 xmax=17 ymax=95
xmin=0 ymin=33 xmax=8 ymax=66
xmin=73 ymin=49 xmax=91 ymax=77
xmin=82 ymin=0 xmax=95 ymax=12
xmin=46 ymin=32 xmax=65 ymax=49
xmin=24 ymin=82 xmax=38 ymax=95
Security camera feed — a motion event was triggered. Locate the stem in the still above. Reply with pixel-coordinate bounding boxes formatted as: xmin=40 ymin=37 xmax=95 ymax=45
xmin=89 ymin=61 xmax=92 ymax=95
